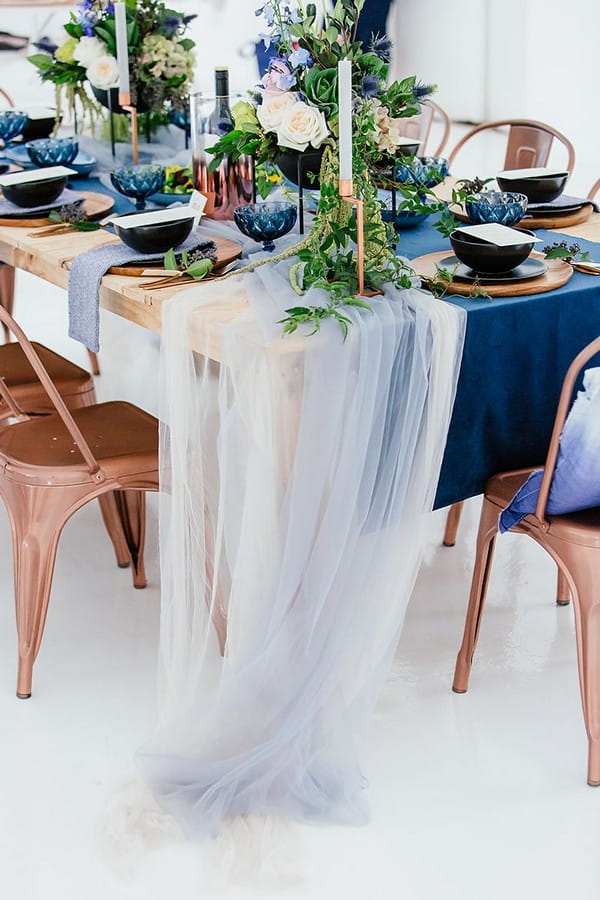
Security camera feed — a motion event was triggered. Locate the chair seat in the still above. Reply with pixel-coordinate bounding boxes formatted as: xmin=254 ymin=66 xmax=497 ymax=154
xmin=0 ymin=401 xmax=158 ymax=484
xmin=0 ymin=342 xmax=94 ymax=414
xmin=486 ymin=469 xmax=600 ymax=548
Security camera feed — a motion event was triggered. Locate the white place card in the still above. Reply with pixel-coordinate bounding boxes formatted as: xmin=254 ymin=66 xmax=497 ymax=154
xmin=395 ymin=136 xmax=420 ymax=146
xmin=0 ymin=166 xmax=76 ymax=186
xmin=188 ymin=189 xmax=206 ymax=227
xmin=23 ymin=107 xmax=56 ymax=120
xmin=456 ymin=223 xmax=541 ymax=247
xmin=112 ymin=207 xmax=196 ymax=229
xmin=497 ymin=167 xmax=568 ymax=180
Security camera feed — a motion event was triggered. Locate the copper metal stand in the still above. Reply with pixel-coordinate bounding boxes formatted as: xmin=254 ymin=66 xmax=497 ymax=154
xmin=339 ymin=178 xmax=365 ymax=295
xmin=118 ymin=92 xmax=139 ymax=165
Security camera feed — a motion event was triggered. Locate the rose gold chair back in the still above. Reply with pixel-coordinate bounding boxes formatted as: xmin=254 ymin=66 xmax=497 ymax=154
xmin=395 ymin=99 xmax=451 ymax=157
xmin=453 ymin=336 xmax=600 ymax=785
xmin=588 ymin=178 xmax=600 ymax=201
xmin=0 ymin=305 xmax=158 ymax=698
xmin=0 ymin=81 xmax=100 ymax=376
xmin=448 ymin=119 xmax=576 ymax=174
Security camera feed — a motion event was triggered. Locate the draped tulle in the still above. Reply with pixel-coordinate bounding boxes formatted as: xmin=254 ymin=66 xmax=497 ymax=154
xmin=138 ymin=235 xmax=466 ymax=838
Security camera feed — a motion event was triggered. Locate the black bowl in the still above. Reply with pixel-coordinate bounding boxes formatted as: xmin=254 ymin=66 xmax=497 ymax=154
xmin=496 ymin=172 xmax=568 ymax=203
xmin=113 ymin=214 xmax=195 ymax=254
xmin=1 ymin=175 xmax=66 ymax=208
xmin=277 ymin=148 xmax=324 ymax=189
xmin=449 ymin=228 xmax=535 ymax=275
xmin=21 ymin=109 xmax=61 ymax=142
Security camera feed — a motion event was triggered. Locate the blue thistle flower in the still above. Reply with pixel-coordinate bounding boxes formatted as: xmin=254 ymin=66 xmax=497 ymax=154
xmin=369 ymin=33 xmax=393 ymax=63
xmin=412 ymin=81 xmax=435 ymax=100
xmin=358 ymin=73 xmax=381 ymax=98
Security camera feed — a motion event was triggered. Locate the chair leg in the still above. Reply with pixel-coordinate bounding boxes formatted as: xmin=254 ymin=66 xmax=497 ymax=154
xmin=453 ymin=497 xmax=499 ymax=693
xmin=443 ymin=502 xmax=464 ymax=547
xmin=0 ymin=264 xmax=16 ymax=344
xmin=97 ymin=492 xmax=131 ymax=569
xmin=8 ymin=482 xmax=89 ymax=698
xmin=556 ymin=567 xmax=570 ymax=606
xmin=560 ymin=547 xmax=600 ymax=786
xmin=87 ymin=350 xmax=101 ymax=376
xmin=113 ymin=490 xmax=147 ymax=589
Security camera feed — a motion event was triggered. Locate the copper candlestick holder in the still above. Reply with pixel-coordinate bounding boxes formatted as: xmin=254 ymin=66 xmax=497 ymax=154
xmin=339 ymin=178 xmax=365 ymax=296
xmin=119 ymin=92 xmax=139 ymax=165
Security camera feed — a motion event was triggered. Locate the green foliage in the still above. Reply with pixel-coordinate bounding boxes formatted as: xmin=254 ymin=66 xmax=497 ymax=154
xmin=543 ymin=241 xmax=592 ymax=264
xmin=163 ymin=248 xmax=214 ymax=280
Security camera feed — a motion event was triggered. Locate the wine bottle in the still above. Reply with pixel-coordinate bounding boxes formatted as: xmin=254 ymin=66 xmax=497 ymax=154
xmin=208 ymin=67 xmax=234 ymax=136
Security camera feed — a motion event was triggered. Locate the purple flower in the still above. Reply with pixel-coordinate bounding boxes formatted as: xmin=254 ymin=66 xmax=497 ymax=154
xmin=412 ymin=81 xmax=435 ymax=100
xmin=288 ymin=47 xmax=313 ymax=68
xmin=258 ymin=30 xmax=280 ymax=50
xmin=255 ymin=3 xmax=275 ymax=26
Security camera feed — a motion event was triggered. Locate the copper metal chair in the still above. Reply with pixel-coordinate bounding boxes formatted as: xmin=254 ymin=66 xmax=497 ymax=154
xmin=395 ymin=99 xmax=451 ymax=157
xmin=0 ymin=337 xmax=133 ymax=570
xmin=453 ymin=336 xmax=600 ymax=785
xmin=0 ymin=83 xmax=100 ymax=375
xmin=0 ymin=305 xmax=158 ymax=698
xmin=588 ymin=179 xmax=600 ymax=201
xmin=448 ymin=118 xmax=576 ymax=174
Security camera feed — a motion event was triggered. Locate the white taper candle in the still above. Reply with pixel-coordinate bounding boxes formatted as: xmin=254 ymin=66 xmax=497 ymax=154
xmin=114 ymin=2 xmax=130 ymax=99
xmin=338 ymin=59 xmax=353 ymax=185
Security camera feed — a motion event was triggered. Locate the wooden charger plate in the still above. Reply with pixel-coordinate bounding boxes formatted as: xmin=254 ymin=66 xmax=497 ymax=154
xmin=451 ymin=201 xmax=594 ymax=230
xmin=0 ymin=191 xmax=114 ymax=227
xmin=108 ymin=235 xmax=243 ymax=276
xmin=412 ymin=250 xmax=573 ymax=297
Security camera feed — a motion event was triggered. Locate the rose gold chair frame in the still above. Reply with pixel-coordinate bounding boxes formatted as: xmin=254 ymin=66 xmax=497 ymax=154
xmin=448 ymin=118 xmax=576 ymax=174
xmin=588 ymin=179 xmax=600 ymax=202
xmin=0 ymin=305 xmax=158 ymax=698
xmin=453 ymin=336 xmax=600 ymax=785
xmin=396 ymin=99 xmax=451 ymax=157
xmin=0 ymin=83 xmax=100 ymax=375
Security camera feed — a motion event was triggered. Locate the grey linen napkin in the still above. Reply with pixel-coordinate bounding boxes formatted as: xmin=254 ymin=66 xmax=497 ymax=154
xmin=0 ymin=188 xmax=83 ymax=217
xmin=68 ymin=235 xmax=216 ymax=352
xmin=526 ymin=194 xmax=599 ymax=214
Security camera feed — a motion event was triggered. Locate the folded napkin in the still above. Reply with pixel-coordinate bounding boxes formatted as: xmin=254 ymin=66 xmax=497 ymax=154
xmin=526 ymin=194 xmax=598 ymax=215
xmin=0 ymin=188 xmax=84 ymax=218
xmin=68 ymin=235 xmax=216 ymax=352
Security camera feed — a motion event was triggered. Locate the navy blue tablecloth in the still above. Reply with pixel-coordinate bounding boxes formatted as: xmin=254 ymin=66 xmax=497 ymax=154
xmin=395 ymin=220 xmax=600 ymax=508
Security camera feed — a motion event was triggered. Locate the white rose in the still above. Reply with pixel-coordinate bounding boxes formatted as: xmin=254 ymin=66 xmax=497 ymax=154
xmin=86 ymin=54 xmax=119 ymax=90
xmin=276 ymin=101 xmax=329 ymax=152
xmin=256 ymin=91 xmax=298 ymax=133
xmin=73 ymin=36 xmax=107 ymax=68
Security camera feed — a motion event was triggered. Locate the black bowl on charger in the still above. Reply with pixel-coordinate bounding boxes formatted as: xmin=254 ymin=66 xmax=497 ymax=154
xmin=113 ymin=213 xmax=195 ymax=254
xmin=450 ymin=228 xmax=536 ymax=275
xmin=496 ymin=171 xmax=568 ymax=204
xmin=21 ymin=108 xmax=62 ymax=142
xmin=1 ymin=174 xmax=67 ymax=208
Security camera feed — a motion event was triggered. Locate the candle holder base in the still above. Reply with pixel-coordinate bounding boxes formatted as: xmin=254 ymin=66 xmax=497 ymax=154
xmin=119 ymin=92 xmax=139 ymax=165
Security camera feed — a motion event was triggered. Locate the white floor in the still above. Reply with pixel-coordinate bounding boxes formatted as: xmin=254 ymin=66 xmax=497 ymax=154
xmin=0 ymin=275 xmax=599 ymax=900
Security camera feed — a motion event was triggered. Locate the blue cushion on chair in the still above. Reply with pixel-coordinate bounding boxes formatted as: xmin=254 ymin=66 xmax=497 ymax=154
xmin=500 ymin=367 xmax=600 ymax=532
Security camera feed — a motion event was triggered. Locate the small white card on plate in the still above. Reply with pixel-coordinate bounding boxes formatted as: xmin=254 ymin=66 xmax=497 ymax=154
xmin=456 ymin=223 xmax=541 ymax=246
xmin=112 ymin=207 xmax=196 ymax=229
xmin=0 ymin=166 xmax=76 ymax=186
xmin=497 ymin=167 xmax=568 ymax=180
xmin=188 ymin=189 xmax=206 ymax=227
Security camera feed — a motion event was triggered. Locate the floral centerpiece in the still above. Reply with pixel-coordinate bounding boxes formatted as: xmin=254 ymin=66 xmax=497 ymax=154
xmin=208 ymin=0 xmax=437 ymax=334
xmin=28 ymin=0 xmax=195 ymax=134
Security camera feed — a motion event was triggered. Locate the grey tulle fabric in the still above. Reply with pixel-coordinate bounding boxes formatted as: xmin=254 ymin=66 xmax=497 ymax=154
xmin=139 ymin=233 xmax=466 ymax=837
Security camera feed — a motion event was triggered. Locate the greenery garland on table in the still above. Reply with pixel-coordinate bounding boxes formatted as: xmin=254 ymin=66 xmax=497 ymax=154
xmin=208 ymin=0 xmax=437 ymax=336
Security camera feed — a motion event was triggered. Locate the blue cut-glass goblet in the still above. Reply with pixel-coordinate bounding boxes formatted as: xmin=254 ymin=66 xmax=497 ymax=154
xmin=26 ymin=136 xmax=79 ymax=167
xmin=110 ymin=164 xmax=165 ymax=211
xmin=465 ymin=191 xmax=528 ymax=227
xmin=0 ymin=110 xmax=29 ymax=148
xmin=233 ymin=202 xmax=297 ymax=251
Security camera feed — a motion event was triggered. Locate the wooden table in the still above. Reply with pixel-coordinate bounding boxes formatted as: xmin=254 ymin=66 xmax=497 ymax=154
xmin=0 ymin=184 xmax=598 ymax=363
xmin=0 ymin=222 xmax=249 ymax=362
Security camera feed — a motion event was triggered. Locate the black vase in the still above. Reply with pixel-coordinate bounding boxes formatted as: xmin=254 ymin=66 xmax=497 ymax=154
xmin=277 ymin=147 xmax=324 ymax=189
xmin=91 ymin=85 xmax=148 ymax=115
